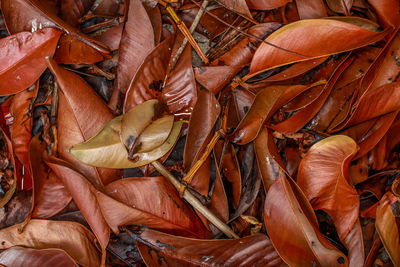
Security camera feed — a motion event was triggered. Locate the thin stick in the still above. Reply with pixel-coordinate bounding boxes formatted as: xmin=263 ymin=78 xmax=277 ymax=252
xmin=50 ymin=82 xmax=58 ymax=126
xmin=79 ymin=0 xmax=106 ymax=23
xmin=189 ymin=0 xmax=309 ymax=59
xmin=151 ymin=160 xmax=239 ymax=239
xmin=50 ymin=83 xmax=59 ymax=156
xmin=169 ymin=0 xmax=210 ymax=73
xmin=179 ymin=129 xmax=222 ymax=196
xmin=163 ymin=3 xmax=208 ymax=63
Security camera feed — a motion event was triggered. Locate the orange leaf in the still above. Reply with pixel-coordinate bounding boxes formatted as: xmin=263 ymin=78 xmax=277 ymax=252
xmin=297 ymin=135 xmax=359 ymax=240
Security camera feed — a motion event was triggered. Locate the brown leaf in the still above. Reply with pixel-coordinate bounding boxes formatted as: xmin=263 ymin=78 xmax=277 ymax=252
xmin=336 ymin=82 xmax=400 ymax=130
xmin=45 ymin=156 xmax=110 ymax=251
xmin=245 ymin=0 xmax=291 ymax=10
xmin=29 ymin=135 xmax=71 ymax=219
xmin=96 ymin=177 xmax=208 ymax=238
xmin=326 ymin=0 xmax=353 ymax=15
xmin=216 ymin=142 xmax=242 ymax=207
xmin=117 ymin=0 xmax=155 ymax=94
xmin=45 ymin=57 xmax=119 ymax=187
xmin=0 ymin=219 xmax=101 ymax=267
xmin=120 ymin=99 xmax=167 ymax=151
xmin=9 ymin=85 xmax=39 ymax=190
xmin=1 ymin=0 xmax=111 ymax=64
xmin=297 ymin=135 xmax=359 ymax=240
xmin=0 ymin=247 xmax=78 ymax=267
xmin=296 ymin=0 xmax=327 ymax=19
xmin=368 ymin=0 xmax=400 ymax=28
xmin=254 ymin=127 xmax=286 ymax=192
xmin=264 ymin=173 xmax=349 ymax=266
xmin=218 ymin=0 xmax=253 ymax=19
xmin=343 ymin=220 xmax=364 ymax=267
xmin=59 ymin=0 xmax=95 ymax=27
xmin=248 ymin=18 xmax=388 ymax=78
xmin=95 ymin=24 xmax=123 ymax=51
xmin=195 ymin=23 xmax=280 ymax=93
xmin=0 ymin=29 xmax=61 ymax=96
xmin=123 ymin=34 xmax=197 ymax=117
xmin=183 ymin=89 xmax=229 ymax=225
xmin=271 ymin=56 xmax=352 ymax=134
xmin=138 ymin=230 xmax=285 ymax=266
xmin=229 ymin=83 xmax=322 ymax=144
xmin=376 ymin=192 xmax=400 ymax=266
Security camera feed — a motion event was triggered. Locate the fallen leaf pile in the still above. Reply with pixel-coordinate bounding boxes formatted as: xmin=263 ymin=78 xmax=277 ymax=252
xmin=0 ymin=0 xmax=400 ymax=266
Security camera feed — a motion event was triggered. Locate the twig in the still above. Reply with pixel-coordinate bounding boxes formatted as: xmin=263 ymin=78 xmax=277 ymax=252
xmin=50 ymin=82 xmax=58 ymax=126
xmin=168 ymin=0 xmax=210 ymax=73
xmin=151 ymin=160 xmax=239 ymax=239
xmin=161 ymin=1 xmax=208 ymax=64
xmin=179 ymin=129 xmax=223 ymax=197
xmin=188 ymin=0 xmax=310 ymax=59
xmin=50 ymin=82 xmax=59 ymax=156
xmin=86 ymin=64 xmax=116 ymax=80
xmin=79 ymin=0 xmax=107 ymax=23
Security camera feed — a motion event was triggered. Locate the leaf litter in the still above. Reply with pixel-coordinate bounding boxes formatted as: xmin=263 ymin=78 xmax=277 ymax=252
xmin=0 ymin=0 xmax=400 ymax=266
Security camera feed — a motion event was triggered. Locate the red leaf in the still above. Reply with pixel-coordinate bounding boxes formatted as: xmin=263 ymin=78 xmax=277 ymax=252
xmin=117 ymin=0 xmax=155 ymax=94
xmin=245 ymin=0 xmax=291 ymax=10
xmin=45 ymin=57 xmax=119 ymax=187
xmin=296 ymin=0 xmax=327 ymax=19
xmin=124 ymin=34 xmax=197 ymax=117
xmin=138 ymin=230 xmax=285 ymax=266
xmin=264 ymin=173 xmax=348 ymax=266
xmin=29 ymin=135 xmax=71 ymax=219
xmin=0 ymin=29 xmax=61 ymax=96
xmin=46 ymin=156 xmax=110 ymax=251
xmin=297 ymin=135 xmax=359 ymax=240
xmin=97 ymin=177 xmax=208 ymax=238
xmin=248 ymin=18 xmax=388 ymax=78
xmin=0 ymin=247 xmax=77 ymax=267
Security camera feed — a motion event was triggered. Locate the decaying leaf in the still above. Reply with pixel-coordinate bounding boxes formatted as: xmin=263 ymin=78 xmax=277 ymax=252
xmin=0 ymin=28 xmax=61 ymax=95
xmin=71 ymin=100 xmax=183 ymax=169
xmin=264 ymin=173 xmax=349 ymax=266
xmin=0 ymin=247 xmax=78 ymax=267
xmin=137 ymin=230 xmax=285 ymax=266
xmin=297 ymin=135 xmax=359 ymax=240
xmin=1 ymin=1 xmax=400 ymax=265
xmin=0 ymin=219 xmax=101 ymax=267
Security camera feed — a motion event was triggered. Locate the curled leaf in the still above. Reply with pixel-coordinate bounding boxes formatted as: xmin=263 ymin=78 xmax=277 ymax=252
xmin=120 ymin=99 xmax=167 ymax=151
xmin=0 ymin=219 xmax=101 ymax=267
xmin=264 ymin=173 xmax=349 ymax=266
xmin=71 ymin=117 xmax=183 ymax=169
xmin=297 ymin=135 xmax=359 ymax=240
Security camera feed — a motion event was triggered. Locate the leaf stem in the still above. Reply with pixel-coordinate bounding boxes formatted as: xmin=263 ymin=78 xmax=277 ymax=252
xmin=168 ymin=0 xmax=210 ymax=73
xmin=151 ymin=160 xmax=239 ymax=239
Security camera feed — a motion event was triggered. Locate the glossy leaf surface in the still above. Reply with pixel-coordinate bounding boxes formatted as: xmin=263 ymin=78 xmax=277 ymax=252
xmin=376 ymin=192 xmax=400 ymax=266
xmin=97 ymin=177 xmax=207 ymax=238
xmin=264 ymin=174 xmax=349 ymax=266
xmin=249 ymin=18 xmax=388 ymax=78
xmin=138 ymin=230 xmax=285 ymax=266
xmin=0 ymin=247 xmax=77 ymax=267
xmin=46 ymin=57 xmax=118 ymax=187
xmin=0 ymin=28 xmax=61 ymax=95
xmin=117 ymin=0 xmax=155 ymax=94
xmin=297 ymin=135 xmax=359 ymax=240
xmin=0 ymin=219 xmax=101 ymax=267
